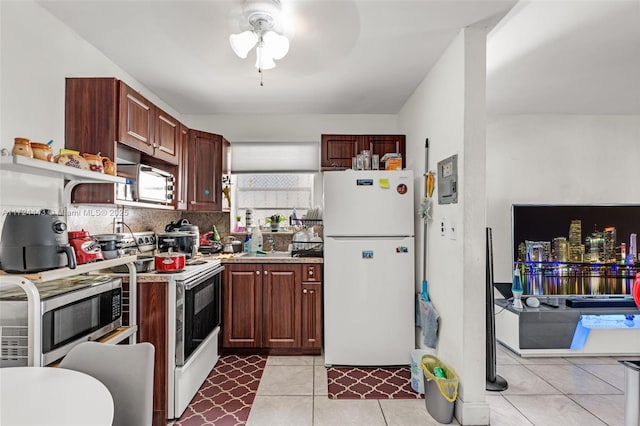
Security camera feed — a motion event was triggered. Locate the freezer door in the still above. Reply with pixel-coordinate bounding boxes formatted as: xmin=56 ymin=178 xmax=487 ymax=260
xmin=323 ymin=170 xmax=414 ymax=236
xmin=324 ymin=236 xmax=415 ymax=366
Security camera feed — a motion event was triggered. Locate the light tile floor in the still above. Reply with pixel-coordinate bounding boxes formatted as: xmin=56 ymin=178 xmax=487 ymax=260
xmin=241 ymin=346 xmax=638 ymax=426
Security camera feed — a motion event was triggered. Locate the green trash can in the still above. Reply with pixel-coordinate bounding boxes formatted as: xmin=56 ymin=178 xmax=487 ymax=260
xmin=421 ymin=355 xmax=458 ymax=424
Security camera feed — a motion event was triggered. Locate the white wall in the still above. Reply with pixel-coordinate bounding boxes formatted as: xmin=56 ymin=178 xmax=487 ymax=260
xmin=398 ymin=27 xmax=489 ymax=425
xmin=0 ymin=1 xmax=182 ymax=217
xmin=0 ymin=1 xmax=398 ymax=219
xmin=487 ymin=114 xmax=640 ymax=284
xmin=0 ymin=1 xmax=181 ymax=154
xmin=184 ymin=114 xmax=398 ymax=142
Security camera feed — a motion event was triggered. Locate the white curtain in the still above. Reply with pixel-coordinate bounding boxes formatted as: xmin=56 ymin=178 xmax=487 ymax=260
xmin=230 ymin=141 xmax=319 ymax=173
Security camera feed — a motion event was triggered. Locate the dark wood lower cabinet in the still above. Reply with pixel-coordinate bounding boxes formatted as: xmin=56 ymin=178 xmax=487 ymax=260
xmin=124 ymin=280 xmax=168 ymax=426
xmin=222 ymin=263 xmax=262 ymax=347
xmin=301 ymin=282 xmax=322 ymax=349
xmin=222 ymin=262 xmax=322 ymax=354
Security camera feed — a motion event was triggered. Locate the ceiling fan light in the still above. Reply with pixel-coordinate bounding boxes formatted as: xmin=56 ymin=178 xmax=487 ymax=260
xmin=263 ymin=31 xmax=289 ymax=60
xmin=229 ymin=30 xmax=258 ymax=59
xmin=255 ymin=45 xmax=276 ymax=70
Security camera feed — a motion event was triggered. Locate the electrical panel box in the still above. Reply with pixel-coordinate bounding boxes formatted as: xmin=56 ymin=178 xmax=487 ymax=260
xmin=437 ymin=154 xmax=458 ymax=204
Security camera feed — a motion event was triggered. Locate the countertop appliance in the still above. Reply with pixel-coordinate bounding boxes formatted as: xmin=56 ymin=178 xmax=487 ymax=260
xmin=0 ymin=210 xmax=76 ymax=273
xmin=323 ymin=170 xmax=415 ymax=366
xmin=0 ymin=275 xmax=122 ymax=366
xmin=116 ymin=164 xmax=175 ymax=205
xmin=159 ymin=219 xmax=200 ymax=258
xmin=68 ymin=230 xmax=104 ymax=264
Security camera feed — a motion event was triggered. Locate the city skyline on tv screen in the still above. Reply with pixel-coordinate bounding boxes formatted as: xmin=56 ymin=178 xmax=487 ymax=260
xmin=512 ymin=204 xmax=640 ymax=264
xmin=511 ymin=205 xmax=640 ymax=296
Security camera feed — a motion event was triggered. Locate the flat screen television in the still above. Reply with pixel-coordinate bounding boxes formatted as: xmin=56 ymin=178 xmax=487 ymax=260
xmin=511 ymin=204 xmax=640 ymax=296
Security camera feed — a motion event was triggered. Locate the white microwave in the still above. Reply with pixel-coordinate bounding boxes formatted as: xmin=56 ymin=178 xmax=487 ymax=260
xmin=0 ymin=275 xmax=123 ymax=366
xmin=117 ymin=164 xmax=175 ymax=205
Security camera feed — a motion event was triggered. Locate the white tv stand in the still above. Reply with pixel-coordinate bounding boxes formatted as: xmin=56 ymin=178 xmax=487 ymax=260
xmin=495 ymin=297 xmax=640 ymax=357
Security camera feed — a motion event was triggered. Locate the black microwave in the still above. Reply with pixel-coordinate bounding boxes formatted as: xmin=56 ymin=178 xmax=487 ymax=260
xmin=0 ymin=275 xmax=122 ymax=366
xmin=116 ymin=164 xmax=175 ymax=205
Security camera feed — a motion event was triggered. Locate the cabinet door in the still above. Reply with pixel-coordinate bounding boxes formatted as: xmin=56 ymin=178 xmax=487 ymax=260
xmin=262 ymin=264 xmax=302 ymax=348
xmin=223 ymin=264 xmax=262 ymax=348
xmin=321 ymin=134 xmax=360 ymax=170
xmin=135 ymin=281 xmax=169 ymax=425
xmin=302 ymin=264 xmax=322 ymax=283
xmin=153 ymin=107 xmax=179 ymax=165
xmin=301 ymin=282 xmax=322 ymax=349
xmin=361 ymin=135 xmax=406 ymax=169
xmin=176 ymin=124 xmax=189 ymax=210
xmin=118 ymin=82 xmax=154 ymax=155
xmin=188 ymin=130 xmax=223 ymax=211
xmin=65 ymin=77 xmax=119 ymax=204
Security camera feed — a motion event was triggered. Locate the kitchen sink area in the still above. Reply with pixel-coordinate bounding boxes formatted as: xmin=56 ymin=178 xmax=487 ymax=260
xmin=238 ymin=251 xmax=293 ymax=258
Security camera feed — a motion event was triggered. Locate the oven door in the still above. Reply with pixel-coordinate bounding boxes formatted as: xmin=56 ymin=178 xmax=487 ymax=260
xmin=175 ymin=265 xmax=223 ymax=366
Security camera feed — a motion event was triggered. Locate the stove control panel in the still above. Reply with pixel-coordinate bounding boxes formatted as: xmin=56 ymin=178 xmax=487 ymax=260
xmin=117 ymin=231 xmax=156 ymax=254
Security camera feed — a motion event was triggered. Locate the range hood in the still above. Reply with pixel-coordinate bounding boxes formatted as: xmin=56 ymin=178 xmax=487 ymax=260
xmin=230 ymin=141 xmax=319 ymax=173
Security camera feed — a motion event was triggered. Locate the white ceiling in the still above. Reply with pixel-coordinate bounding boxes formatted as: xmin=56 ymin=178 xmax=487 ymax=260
xmin=37 ymin=0 xmax=639 ymax=116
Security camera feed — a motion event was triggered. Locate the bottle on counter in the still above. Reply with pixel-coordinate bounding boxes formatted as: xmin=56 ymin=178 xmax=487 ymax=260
xmin=244 ymin=233 xmax=251 ymax=253
xmin=250 ymin=224 xmax=263 ymax=252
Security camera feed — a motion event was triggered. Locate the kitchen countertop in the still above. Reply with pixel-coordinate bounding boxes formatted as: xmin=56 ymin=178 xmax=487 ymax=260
xmin=99 ymin=252 xmax=322 ymax=282
xmin=100 ymin=257 xmax=223 ymax=282
xmin=209 ymin=252 xmax=323 ymax=264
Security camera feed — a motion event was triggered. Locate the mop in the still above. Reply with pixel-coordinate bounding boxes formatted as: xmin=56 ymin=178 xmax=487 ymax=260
xmin=420 ymin=138 xmax=434 ymax=301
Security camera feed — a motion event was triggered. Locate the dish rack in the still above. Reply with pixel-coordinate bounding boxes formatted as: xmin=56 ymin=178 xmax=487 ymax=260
xmin=291 ymin=240 xmax=323 ymax=258
xmin=289 ymin=217 xmax=323 ymax=257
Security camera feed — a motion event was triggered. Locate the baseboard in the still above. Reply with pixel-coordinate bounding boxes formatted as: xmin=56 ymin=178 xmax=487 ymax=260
xmin=454 ymin=400 xmax=490 ymax=425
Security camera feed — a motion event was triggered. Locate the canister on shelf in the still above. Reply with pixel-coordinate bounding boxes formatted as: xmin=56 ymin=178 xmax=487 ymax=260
xmin=12 ymin=137 xmax=33 ymax=158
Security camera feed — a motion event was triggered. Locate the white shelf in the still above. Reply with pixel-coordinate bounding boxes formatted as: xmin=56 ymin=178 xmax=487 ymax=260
xmin=0 ymin=255 xmax=137 ymax=283
xmin=0 ymin=155 xmax=125 ymax=184
xmin=97 ymin=326 xmax=138 ymax=345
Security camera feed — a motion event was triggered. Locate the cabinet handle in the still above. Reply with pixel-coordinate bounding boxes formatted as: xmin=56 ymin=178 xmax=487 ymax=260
xmin=256 ymin=270 xmax=260 ymax=275
xmin=303 ymin=289 xmax=308 ymax=294
xmin=310 ymin=290 xmax=314 ymax=294
xmin=264 ymin=270 xmax=268 ymax=275
xmin=308 ymin=269 xmax=314 ymax=277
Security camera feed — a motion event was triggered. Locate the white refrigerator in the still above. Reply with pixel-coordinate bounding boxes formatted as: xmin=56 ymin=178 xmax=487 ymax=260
xmin=323 ymin=170 xmax=415 ymax=366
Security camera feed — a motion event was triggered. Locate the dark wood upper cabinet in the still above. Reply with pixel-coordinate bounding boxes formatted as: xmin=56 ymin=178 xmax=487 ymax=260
xmin=187 ymin=130 xmax=227 ymax=211
xmin=118 ymin=82 xmax=154 ymax=156
xmin=320 ymin=134 xmax=360 ymax=170
xmin=65 ymin=78 xmax=185 ymax=206
xmin=153 ymin=107 xmax=180 ymax=164
xmin=364 ymin=135 xmax=406 ymax=168
xmin=320 ymin=134 xmax=406 ymax=170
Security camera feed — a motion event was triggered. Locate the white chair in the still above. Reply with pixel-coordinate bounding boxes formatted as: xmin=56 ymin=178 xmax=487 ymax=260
xmin=60 ymin=341 xmax=155 ymax=426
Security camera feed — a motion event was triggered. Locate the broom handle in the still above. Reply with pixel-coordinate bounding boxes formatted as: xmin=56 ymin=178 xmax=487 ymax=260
xmin=423 ymin=139 xmax=429 ymax=281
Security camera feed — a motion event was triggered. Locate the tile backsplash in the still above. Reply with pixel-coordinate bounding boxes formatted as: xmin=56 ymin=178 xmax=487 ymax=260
xmin=67 ymin=205 xmax=230 ymax=236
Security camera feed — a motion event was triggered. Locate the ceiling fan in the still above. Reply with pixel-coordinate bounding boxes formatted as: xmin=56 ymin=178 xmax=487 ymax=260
xmin=228 ymin=0 xmax=294 ymax=84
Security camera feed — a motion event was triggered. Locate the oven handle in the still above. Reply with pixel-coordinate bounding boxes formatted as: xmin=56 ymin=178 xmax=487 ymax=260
xmin=183 ymin=265 xmax=225 ymax=290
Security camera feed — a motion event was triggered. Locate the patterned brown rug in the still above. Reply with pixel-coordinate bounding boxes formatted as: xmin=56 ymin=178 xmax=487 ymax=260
xmin=327 ymin=366 xmax=423 ymax=399
xmin=175 ymin=355 xmax=267 ymax=426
